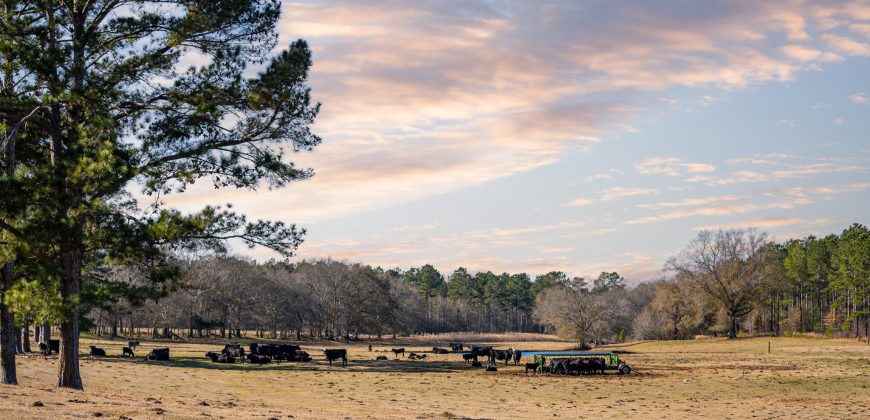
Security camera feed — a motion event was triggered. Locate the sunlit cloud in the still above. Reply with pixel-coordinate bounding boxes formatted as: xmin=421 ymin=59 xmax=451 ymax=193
xmin=849 ymin=92 xmax=869 ymax=104
xmin=636 ymin=157 xmax=716 ymax=176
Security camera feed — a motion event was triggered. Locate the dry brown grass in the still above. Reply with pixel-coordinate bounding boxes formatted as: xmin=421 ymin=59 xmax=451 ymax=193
xmin=408 ymin=332 xmax=573 ymax=343
xmin=1 ymin=335 xmax=868 ymax=419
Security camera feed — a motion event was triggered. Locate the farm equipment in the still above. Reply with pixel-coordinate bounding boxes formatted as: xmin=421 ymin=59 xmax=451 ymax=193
xmin=522 ymin=351 xmax=631 ymax=375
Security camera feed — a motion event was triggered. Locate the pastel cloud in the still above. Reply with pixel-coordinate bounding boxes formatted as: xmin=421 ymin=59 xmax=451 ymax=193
xmin=147 ymin=1 xmax=870 ymax=278
xmin=636 ymin=157 xmax=716 ymax=177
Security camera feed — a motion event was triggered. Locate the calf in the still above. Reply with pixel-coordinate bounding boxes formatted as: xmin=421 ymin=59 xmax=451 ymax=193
xmin=322 ymin=348 xmax=347 ymax=366
xmin=462 ymin=353 xmax=478 ymax=364
xmin=89 ymin=346 xmax=107 ymax=357
xmin=524 ymin=362 xmax=539 ymax=375
xmin=128 ymin=341 xmax=140 ymax=350
xmin=449 ymin=343 xmax=464 ymax=351
xmin=376 ymin=355 xmax=388 ymax=361
xmin=38 ymin=342 xmax=49 ymax=356
xmin=513 ymin=350 xmax=522 ymax=366
xmin=391 ymin=347 xmax=405 ymax=358
xmin=122 ymin=347 xmax=135 ymax=358
xmin=432 ymin=347 xmax=450 ymax=354
xmin=145 ymin=347 xmax=170 ymax=361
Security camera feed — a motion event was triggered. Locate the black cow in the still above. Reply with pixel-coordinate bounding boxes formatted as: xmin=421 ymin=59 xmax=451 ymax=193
xmin=391 ymin=348 xmax=405 ymax=358
xmin=89 ymin=346 xmax=107 ymax=357
xmin=323 ymin=349 xmax=347 ymax=366
xmin=122 ymin=347 xmax=135 ymax=358
xmin=222 ymin=344 xmax=245 ymax=362
xmin=471 ymin=361 xmax=483 ymax=367
xmin=38 ymin=339 xmax=60 ymax=356
xmin=549 ymin=358 xmax=568 ymax=375
xmin=206 ymin=351 xmax=235 ymax=363
xmin=128 ymin=341 xmax=140 ymax=350
xmin=489 ymin=349 xmax=513 ymax=366
xmin=145 ymin=347 xmax=170 ymax=361
xmin=524 ymin=362 xmax=539 ymax=375
xmin=513 ymin=350 xmax=522 ymax=366
xmin=247 ymin=354 xmax=271 ymax=364
xmin=408 ymin=352 xmax=427 ymax=360
xmin=376 ymin=355 xmax=388 ymax=361
xmin=449 ymin=343 xmax=464 ymax=351
xmin=469 ymin=346 xmax=492 ymax=358
xmin=293 ymin=350 xmax=311 ymax=362
xmin=587 ymin=357 xmax=605 ymax=374
xmin=432 ymin=347 xmax=450 ymax=354
xmin=462 ymin=353 xmax=478 ymax=364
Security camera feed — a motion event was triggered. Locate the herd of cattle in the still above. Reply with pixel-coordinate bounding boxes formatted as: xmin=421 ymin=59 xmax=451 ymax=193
xmin=69 ymin=340 xmax=618 ymax=377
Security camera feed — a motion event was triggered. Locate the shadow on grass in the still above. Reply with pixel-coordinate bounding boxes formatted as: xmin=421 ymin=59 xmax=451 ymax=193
xmin=89 ymin=355 xmax=478 ymax=374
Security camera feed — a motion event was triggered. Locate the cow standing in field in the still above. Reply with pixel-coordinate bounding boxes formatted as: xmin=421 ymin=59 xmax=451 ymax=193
xmin=513 ymin=350 xmax=522 ymax=365
xmin=128 ymin=341 xmax=140 ymax=351
xmin=524 ymin=362 xmax=539 ymax=375
xmin=122 ymin=347 xmax=135 ymax=358
xmin=462 ymin=353 xmax=477 ymax=364
xmin=449 ymin=343 xmax=464 ymax=351
xmin=489 ymin=348 xmax=513 ymax=366
xmin=391 ymin=348 xmax=405 ymax=358
xmin=323 ymin=349 xmax=347 ymax=366
xmin=38 ymin=339 xmax=60 ymax=356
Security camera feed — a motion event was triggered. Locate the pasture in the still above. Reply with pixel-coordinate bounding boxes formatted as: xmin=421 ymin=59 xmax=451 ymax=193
xmin=1 ymin=336 xmax=868 ymax=419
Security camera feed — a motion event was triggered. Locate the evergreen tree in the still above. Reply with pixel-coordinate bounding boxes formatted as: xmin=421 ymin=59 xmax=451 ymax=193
xmin=0 ymin=1 xmax=320 ymax=389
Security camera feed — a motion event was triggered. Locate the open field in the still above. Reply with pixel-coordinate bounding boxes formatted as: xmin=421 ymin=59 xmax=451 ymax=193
xmin=1 ymin=336 xmax=869 ymax=419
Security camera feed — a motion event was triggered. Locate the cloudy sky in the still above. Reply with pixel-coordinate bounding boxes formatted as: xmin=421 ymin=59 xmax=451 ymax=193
xmin=166 ymin=0 xmax=870 ymax=282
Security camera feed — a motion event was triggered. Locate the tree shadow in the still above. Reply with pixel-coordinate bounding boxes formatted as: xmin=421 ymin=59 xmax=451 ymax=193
xmin=89 ymin=355 xmax=480 ymax=374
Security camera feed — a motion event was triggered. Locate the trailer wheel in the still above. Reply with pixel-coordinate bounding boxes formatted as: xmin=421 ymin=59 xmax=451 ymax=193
xmin=618 ymin=364 xmax=631 ymax=375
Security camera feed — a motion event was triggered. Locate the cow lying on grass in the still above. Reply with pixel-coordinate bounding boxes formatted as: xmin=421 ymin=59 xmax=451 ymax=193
xmin=247 ymin=354 xmax=271 ymax=364
xmin=89 ymin=346 xmax=107 ymax=357
xmin=408 ymin=353 xmax=427 ymax=360
xmin=376 ymin=355 xmax=388 ymax=361
xmin=145 ymin=348 xmax=170 ymax=361
xmin=432 ymin=347 xmax=450 ymax=354
xmin=206 ymin=351 xmax=236 ymax=363
xmin=323 ymin=349 xmax=347 ymax=366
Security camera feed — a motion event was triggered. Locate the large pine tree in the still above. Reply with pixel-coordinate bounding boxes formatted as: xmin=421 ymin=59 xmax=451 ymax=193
xmin=0 ymin=0 xmax=320 ymax=389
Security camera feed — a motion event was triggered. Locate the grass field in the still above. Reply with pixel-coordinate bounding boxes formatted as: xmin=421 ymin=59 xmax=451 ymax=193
xmin=1 ymin=335 xmax=869 ymax=419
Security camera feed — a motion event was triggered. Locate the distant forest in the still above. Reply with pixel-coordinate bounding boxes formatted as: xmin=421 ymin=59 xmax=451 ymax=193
xmin=8 ymin=223 xmax=870 ymax=349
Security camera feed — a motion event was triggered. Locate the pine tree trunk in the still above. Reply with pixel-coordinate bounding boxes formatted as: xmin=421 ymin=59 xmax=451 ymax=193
xmin=0 ymin=263 xmax=17 ymax=384
xmin=43 ymin=323 xmax=51 ymax=345
xmin=35 ymin=323 xmax=41 ymax=344
xmin=21 ymin=323 xmax=30 ymax=353
xmin=57 ymin=259 xmax=84 ymax=390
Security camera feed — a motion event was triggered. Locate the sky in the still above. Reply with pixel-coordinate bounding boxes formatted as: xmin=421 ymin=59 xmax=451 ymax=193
xmin=163 ymin=0 xmax=870 ymax=282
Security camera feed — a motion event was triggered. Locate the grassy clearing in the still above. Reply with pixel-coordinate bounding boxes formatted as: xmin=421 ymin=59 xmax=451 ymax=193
xmin=1 ymin=336 xmax=868 ymax=419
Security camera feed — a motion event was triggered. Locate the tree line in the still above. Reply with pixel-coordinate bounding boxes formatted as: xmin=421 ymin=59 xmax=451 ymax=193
xmin=55 ymin=222 xmax=870 ymax=348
